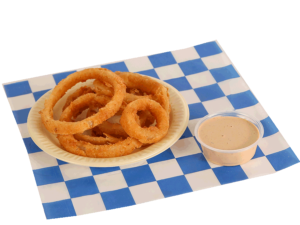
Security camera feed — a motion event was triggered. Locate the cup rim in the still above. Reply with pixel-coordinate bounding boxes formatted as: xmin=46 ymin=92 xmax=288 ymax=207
xmin=194 ymin=111 xmax=264 ymax=153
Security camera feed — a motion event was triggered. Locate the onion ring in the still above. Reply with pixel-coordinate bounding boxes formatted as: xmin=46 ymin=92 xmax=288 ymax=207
xmin=128 ymin=88 xmax=145 ymax=96
xmin=85 ymin=108 xmax=127 ymax=138
xmin=87 ymin=108 xmax=155 ymax=138
xmin=138 ymin=110 xmax=155 ymax=127
xmin=120 ymin=99 xmax=169 ymax=144
xmin=94 ymin=79 xmax=152 ymax=103
xmin=40 ymin=68 xmax=126 ymax=134
xmin=95 ymin=71 xmax=168 ymax=128
xmin=115 ymin=71 xmax=170 ymax=116
xmin=96 ymin=121 xmax=129 ymax=138
xmin=62 ymin=86 xmax=95 ymax=111
xmin=87 ymin=94 xmax=126 ymax=115
xmin=58 ymin=134 xmax=142 ymax=157
xmin=57 ymin=93 xmax=142 ymax=158
xmin=74 ymin=133 xmax=122 ymax=145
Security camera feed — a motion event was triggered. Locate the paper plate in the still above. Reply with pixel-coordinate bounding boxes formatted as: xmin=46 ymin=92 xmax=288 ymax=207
xmin=27 ymin=76 xmax=189 ymax=167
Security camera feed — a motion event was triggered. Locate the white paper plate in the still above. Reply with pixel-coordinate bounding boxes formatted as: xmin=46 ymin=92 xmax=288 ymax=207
xmin=27 ymin=76 xmax=189 ymax=167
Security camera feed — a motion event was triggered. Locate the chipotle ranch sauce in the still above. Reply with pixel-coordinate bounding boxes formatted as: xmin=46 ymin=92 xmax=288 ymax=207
xmin=198 ymin=116 xmax=259 ymax=150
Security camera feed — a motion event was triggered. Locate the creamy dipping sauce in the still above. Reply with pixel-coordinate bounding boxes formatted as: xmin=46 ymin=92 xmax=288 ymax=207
xmin=198 ymin=116 xmax=259 ymax=150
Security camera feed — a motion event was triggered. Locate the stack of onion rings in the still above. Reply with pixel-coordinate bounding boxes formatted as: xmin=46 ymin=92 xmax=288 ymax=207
xmin=40 ymin=68 xmax=171 ymax=158
xmin=57 ymin=93 xmax=142 ymax=157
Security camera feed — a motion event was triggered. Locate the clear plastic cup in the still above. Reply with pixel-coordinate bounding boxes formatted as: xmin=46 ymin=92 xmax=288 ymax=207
xmin=194 ymin=111 xmax=264 ymax=166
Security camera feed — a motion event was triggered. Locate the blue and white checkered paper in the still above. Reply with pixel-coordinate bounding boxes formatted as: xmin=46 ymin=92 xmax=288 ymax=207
xmin=3 ymin=41 xmax=299 ymax=219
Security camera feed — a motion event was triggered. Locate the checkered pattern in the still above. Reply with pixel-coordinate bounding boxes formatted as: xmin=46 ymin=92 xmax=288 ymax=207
xmin=3 ymin=41 xmax=299 ymax=219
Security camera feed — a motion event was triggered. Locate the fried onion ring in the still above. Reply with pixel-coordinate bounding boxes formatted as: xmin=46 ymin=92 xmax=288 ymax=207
xmin=74 ymin=133 xmax=122 ymax=145
xmin=86 ymin=107 xmax=129 ymax=138
xmin=94 ymin=71 xmax=169 ymax=127
xmin=93 ymin=79 xmax=152 ymax=103
xmin=120 ymin=99 xmax=169 ymax=144
xmin=40 ymin=68 xmax=126 ymax=134
xmin=87 ymin=108 xmax=155 ymax=138
xmin=87 ymin=94 xmax=126 ymax=115
xmin=57 ymin=94 xmax=142 ymax=158
xmin=138 ymin=110 xmax=155 ymax=127
xmin=94 ymin=71 xmax=170 ymax=133
xmin=115 ymin=71 xmax=170 ymax=116
xmin=62 ymin=86 xmax=95 ymax=111
xmin=86 ymin=108 xmax=127 ymax=138
xmin=74 ymin=132 xmax=122 ymax=145
xmin=128 ymin=88 xmax=145 ymax=96
xmin=96 ymin=121 xmax=129 ymax=138
xmin=58 ymin=134 xmax=142 ymax=157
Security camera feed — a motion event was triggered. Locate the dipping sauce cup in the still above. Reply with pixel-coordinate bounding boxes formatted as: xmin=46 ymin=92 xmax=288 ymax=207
xmin=194 ymin=111 xmax=264 ymax=166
